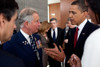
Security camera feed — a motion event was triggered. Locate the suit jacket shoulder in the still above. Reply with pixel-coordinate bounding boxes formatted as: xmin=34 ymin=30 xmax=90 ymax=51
xmin=3 ymin=31 xmax=43 ymax=67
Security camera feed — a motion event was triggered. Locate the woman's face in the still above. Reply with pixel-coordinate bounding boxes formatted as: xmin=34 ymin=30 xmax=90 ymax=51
xmin=84 ymin=0 xmax=97 ymax=24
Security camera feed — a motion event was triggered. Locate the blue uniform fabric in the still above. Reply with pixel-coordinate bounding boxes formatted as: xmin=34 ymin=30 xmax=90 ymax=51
xmin=3 ymin=31 xmax=43 ymax=67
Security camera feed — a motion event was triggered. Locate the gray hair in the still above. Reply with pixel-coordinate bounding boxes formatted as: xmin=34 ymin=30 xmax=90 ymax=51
xmin=18 ymin=7 xmax=38 ymax=28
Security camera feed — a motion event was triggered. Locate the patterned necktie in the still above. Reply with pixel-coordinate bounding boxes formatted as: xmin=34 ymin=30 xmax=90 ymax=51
xmin=29 ymin=35 xmax=36 ymax=50
xmin=74 ymin=27 xmax=79 ymax=48
xmin=29 ymin=35 xmax=40 ymax=60
xmin=53 ymin=29 xmax=56 ymax=41
xmin=29 ymin=35 xmax=33 ymax=45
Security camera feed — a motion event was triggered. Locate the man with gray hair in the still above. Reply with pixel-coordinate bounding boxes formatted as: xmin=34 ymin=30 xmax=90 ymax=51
xmin=3 ymin=7 xmax=43 ymax=67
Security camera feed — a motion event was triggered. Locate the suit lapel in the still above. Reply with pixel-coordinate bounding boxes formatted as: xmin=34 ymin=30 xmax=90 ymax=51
xmin=17 ymin=31 xmax=33 ymax=55
xmin=76 ymin=21 xmax=90 ymax=47
xmin=70 ymin=27 xmax=76 ymax=46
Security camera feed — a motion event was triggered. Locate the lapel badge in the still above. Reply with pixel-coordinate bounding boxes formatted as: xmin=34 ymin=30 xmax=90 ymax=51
xmin=82 ymin=33 xmax=85 ymax=35
xmin=22 ymin=41 xmax=29 ymax=45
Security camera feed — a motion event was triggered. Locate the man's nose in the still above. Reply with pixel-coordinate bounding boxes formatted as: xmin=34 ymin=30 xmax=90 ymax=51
xmin=69 ymin=13 xmax=73 ymax=18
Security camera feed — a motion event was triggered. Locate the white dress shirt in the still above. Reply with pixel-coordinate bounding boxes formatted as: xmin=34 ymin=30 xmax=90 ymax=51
xmin=51 ymin=27 xmax=58 ymax=39
xmin=77 ymin=19 xmax=87 ymax=40
xmin=20 ymin=29 xmax=31 ymax=44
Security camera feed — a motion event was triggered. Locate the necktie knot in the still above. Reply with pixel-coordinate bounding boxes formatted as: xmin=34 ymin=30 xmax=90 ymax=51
xmin=29 ymin=35 xmax=33 ymax=45
xmin=29 ymin=35 xmax=33 ymax=39
xmin=53 ymin=29 xmax=55 ymax=31
xmin=76 ymin=27 xmax=79 ymax=32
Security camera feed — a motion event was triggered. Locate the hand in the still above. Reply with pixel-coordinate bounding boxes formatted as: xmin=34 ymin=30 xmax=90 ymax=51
xmin=68 ymin=54 xmax=81 ymax=67
xmin=64 ymin=39 xmax=68 ymax=43
xmin=44 ymin=43 xmax=66 ymax=62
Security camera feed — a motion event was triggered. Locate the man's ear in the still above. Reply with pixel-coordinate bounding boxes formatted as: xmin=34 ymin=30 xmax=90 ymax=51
xmin=0 ymin=14 xmax=5 ymax=27
xmin=24 ymin=21 xmax=29 ymax=27
xmin=84 ymin=11 xmax=88 ymax=17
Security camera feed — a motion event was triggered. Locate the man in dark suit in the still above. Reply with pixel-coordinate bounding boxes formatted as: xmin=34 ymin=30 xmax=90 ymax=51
xmin=47 ymin=18 xmax=64 ymax=67
xmin=44 ymin=1 xmax=99 ymax=67
xmin=65 ymin=0 xmax=99 ymax=62
xmin=0 ymin=0 xmax=25 ymax=67
xmin=3 ymin=8 xmax=43 ymax=67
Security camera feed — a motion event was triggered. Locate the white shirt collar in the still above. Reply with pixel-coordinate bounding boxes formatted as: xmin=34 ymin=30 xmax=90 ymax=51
xmin=77 ymin=19 xmax=87 ymax=39
xmin=51 ymin=27 xmax=58 ymax=38
xmin=20 ymin=29 xmax=30 ymax=44
xmin=78 ymin=19 xmax=87 ymax=31
xmin=51 ymin=27 xmax=57 ymax=31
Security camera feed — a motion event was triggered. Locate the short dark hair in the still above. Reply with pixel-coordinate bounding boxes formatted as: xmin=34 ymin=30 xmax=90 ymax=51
xmin=71 ymin=0 xmax=88 ymax=12
xmin=50 ymin=18 xmax=57 ymax=23
xmin=0 ymin=0 xmax=19 ymax=21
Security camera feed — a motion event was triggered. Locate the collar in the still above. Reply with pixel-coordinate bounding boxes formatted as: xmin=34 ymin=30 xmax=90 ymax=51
xmin=78 ymin=19 xmax=87 ymax=31
xmin=51 ymin=27 xmax=57 ymax=31
xmin=20 ymin=29 xmax=30 ymax=41
xmin=51 ymin=27 xmax=58 ymax=38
